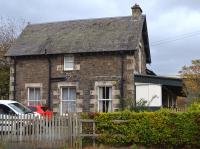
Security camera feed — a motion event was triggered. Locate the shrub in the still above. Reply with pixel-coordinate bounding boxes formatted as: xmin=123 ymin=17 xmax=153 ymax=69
xmin=188 ymin=103 xmax=200 ymax=111
xmin=81 ymin=110 xmax=200 ymax=148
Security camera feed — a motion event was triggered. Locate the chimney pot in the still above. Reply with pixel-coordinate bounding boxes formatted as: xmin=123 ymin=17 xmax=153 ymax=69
xmin=131 ymin=4 xmax=143 ymax=18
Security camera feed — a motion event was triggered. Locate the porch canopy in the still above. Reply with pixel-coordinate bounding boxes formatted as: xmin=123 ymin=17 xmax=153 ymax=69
xmin=134 ymin=74 xmax=185 ymax=108
xmin=134 ymin=74 xmax=183 ymax=96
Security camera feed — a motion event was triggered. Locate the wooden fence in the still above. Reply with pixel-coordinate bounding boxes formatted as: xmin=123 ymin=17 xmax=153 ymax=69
xmin=0 ymin=113 xmax=80 ymax=149
xmin=166 ymin=106 xmax=188 ymax=112
xmin=1 ymin=110 xmax=189 ymax=149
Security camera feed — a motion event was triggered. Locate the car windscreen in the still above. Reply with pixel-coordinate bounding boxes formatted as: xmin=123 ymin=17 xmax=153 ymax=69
xmin=8 ymin=103 xmax=33 ymax=114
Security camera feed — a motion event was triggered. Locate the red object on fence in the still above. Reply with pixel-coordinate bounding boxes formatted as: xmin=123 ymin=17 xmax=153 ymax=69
xmin=28 ymin=105 xmax=53 ymax=119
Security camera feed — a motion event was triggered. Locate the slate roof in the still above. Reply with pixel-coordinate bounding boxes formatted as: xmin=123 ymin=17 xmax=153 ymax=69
xmin=135 ymin=74 xmax=183 ymax=87
xmin=6 ymin=15 xmax=151 ymax=63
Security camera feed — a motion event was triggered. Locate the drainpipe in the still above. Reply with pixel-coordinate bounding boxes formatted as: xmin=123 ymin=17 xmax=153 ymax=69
xmin=120 ymin=52 xmax=124 ymax=110
xmin=13 ymin=57 xmax=16 ymax=100
xmin=45 ymin=49 xmax=52 ymax=110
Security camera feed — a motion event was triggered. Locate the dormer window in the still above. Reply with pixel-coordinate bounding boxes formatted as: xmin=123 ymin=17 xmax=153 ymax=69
xmin=64 ymin=55 xmax=74 ymax=71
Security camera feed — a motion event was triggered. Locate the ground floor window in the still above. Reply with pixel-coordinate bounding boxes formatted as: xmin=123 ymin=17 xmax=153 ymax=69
xmin=61 ymin=87 xmax=76 ymax=113
xmin=98 ymin=86 xmax=112 ymax=112
xmin=28 ymin=87 xmax=41 ymax=105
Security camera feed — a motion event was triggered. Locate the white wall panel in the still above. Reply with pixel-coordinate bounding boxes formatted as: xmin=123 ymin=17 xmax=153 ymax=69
xmin=136 ymin=83 xmax=162 ymax=107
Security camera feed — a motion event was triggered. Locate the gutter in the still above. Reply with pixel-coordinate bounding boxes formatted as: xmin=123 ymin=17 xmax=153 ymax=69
xmin=51 ymin=77 xmax=68 ymax=82
xmin=45 ymin=50 xmax=68 ymax=110
xmin=45 ymin=49 xmax=52 ymax=110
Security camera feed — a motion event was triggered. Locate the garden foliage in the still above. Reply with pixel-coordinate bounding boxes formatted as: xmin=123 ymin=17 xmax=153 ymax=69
xmin=82 ymin=110 xmax=200 ymax=148
xmin=179 ymin=59 xmax=200 ymax=100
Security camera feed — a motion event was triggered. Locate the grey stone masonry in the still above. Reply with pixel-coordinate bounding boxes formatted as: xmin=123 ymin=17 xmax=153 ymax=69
xmin=13 ymin=49 xmax=147 ymax=113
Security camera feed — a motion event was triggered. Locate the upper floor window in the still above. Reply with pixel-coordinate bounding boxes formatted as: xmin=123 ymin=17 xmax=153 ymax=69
xmin=64 ymin=55 xmax=74 ymax=71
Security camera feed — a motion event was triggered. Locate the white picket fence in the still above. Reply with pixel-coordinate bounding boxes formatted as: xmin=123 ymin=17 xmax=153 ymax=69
xmin=0 ymin=113 xmax=80 ymax=149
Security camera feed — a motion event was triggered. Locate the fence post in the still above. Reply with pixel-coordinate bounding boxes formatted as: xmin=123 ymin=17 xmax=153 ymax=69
xmin=79 ymin=118 xmax=82 ymax=149
xmin=93 ymin=120 xmax=96 ymax=147
xmin=68 ymin=113 xmax=72 ymax=148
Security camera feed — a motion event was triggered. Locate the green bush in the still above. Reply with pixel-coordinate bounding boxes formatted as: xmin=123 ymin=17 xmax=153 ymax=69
xmin=82 ymin=110 xmax=200 ymax=148
xmin=188 ymin=103 xmax=200 ymax=111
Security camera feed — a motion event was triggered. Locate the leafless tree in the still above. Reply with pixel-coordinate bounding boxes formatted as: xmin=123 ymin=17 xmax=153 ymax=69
xmin=0 ymin=17 xmax=26 ymax=99
xmin=0 ymin=17 xmax=26 ymax=56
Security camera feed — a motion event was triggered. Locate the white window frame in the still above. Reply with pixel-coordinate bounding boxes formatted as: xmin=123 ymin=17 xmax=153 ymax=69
xmin=60 ymin=87 xmax=76 ymax=114
xmin=64 ymin=55 xmax=74 ymax=71
xmin=98 ymin=86 xmax=113 ymax=112
xmin=27 ymin=87 xmax=41 ymax=106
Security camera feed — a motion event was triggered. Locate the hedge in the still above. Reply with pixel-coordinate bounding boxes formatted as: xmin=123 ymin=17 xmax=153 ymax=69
xmin=81 ymin=110 xmax=200 ymax=148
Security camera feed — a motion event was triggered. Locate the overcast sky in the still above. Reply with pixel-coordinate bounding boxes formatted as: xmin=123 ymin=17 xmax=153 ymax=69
xmin=1 ymin=0 xmax=200 ymax=76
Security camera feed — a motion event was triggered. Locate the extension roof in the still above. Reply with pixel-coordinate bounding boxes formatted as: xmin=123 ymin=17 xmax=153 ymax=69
xmin=6 ymin=15 xmax=151 ymax=63
xmin=134 ymin=74 xmax=184 ymax=96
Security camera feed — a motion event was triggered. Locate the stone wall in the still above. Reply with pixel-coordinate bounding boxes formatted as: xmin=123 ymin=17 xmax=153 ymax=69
xmin=15 ymin=56 xmax=49 ymax=105
xmin=12 ymin=49 xmax=147 ymax=113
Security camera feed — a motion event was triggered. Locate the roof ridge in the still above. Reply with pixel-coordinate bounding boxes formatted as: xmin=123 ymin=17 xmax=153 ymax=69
xmin=6 ymin=15 xmax=148 ymax=58
xmin=29 ymin=15 xmax=145 ymax=27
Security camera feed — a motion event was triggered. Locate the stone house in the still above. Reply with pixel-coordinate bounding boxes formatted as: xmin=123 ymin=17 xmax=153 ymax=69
xmin=6 ymin=4 xmax=151 ymax=113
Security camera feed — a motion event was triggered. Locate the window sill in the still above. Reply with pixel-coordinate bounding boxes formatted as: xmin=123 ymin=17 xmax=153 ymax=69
xmin=63 ymin=69 xmax=74 ymax=71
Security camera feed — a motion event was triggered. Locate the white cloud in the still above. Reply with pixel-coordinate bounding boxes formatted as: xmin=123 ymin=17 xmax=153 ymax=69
xmin=0 ymin=0 xmax=200 ymax=75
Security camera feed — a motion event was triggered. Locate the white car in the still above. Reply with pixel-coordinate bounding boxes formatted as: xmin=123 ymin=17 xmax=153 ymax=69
xmin=0 ymin=100 xmax=39 ymax=116
xmin=0 ymin=100 xmax=39 ymax=132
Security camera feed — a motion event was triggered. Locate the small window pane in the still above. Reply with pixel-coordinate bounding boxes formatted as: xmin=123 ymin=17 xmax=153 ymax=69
xmin=62 ymin=101 xmax=76 ymax=113
xmin=65 ymin=56 xmax=73 ymax=62
xmin=64 ymin=62 xmax=74 ymax=69
xmin=61 ymin=101 xmax=68 ymax=113
xmin=69 ymin=88 xmax=76 ymax=100
xmin=103 ymin=87 xmax=106 ymax=99
xmin=99 ymin=87 xmax=103 ymax=99
xmin=29 ymin=88 xmax=35 ymax=100
xmin=109 ymin=87 xmax=112 ymax=99
xmin=106 ymin=87 xmax=110 ymax=99
xmin=35 ymin=88 xmax=40 ymax=101
xmin=64 ymin=56 xmax=74 ymax=70
xmin=62 ymin=88 xmax=68 ymax=101
xmin=99 ymin=100 xmax=112 ymax=112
